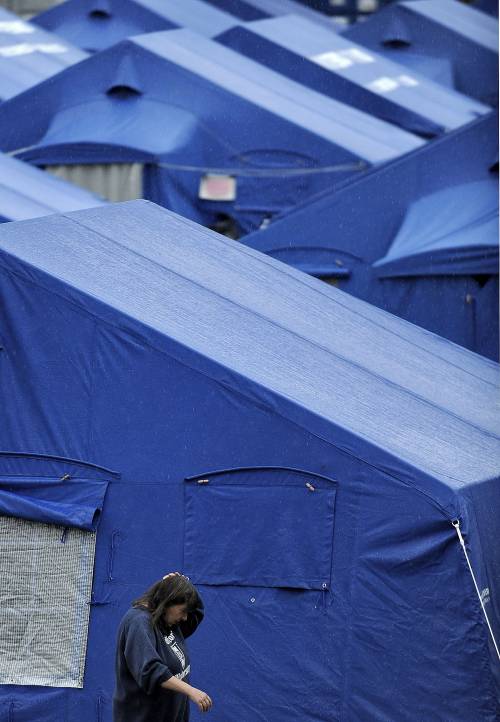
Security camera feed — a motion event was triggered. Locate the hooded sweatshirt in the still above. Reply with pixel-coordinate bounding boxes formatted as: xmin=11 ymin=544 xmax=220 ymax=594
xmin=113 ymin=599 xmax=204 ymax=722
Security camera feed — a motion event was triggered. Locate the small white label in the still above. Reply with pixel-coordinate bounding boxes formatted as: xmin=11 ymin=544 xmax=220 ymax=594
xmin=312 ymin=51 xmax=352 ymax=71
xmin=368 ymin=76 xmax=399 ymax=93
xmin=397 ymin=74 xmax=419 ymax=87
xmin=480 ymin=587 xmax=490 ymax=605
xmin=312 ymin=47 xmax=375 ymax=73
xmin=0 ymin=21 xmax=34 ymax=35
xmin=342 ymin=47 xmax=375 ymax=64
xmin=199 ymin=174 xmax=236 ymax=202
xmin=0 ymin=42 xmax=68 ymax=57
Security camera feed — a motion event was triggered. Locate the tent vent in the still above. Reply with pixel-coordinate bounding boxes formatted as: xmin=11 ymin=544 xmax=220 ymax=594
xmin=106 ymin=85 xmax=142 ymax=100
xmin=89 ymin=9 xmax=111 ymax=19
xmin=382 ymin=38 xmax=411 ymax=48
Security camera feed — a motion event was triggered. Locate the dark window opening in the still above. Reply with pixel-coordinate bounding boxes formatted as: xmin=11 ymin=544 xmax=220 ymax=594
xmin=209 ymin=213 xmax=240 ymax=240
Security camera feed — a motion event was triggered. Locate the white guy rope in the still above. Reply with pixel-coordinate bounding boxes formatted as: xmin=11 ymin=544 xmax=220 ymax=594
xmin=453 ymin=519 xmax=500 ymax=661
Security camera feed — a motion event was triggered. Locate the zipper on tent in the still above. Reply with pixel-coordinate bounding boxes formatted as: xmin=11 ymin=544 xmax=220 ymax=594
xmin=452 ymin=519 xmax=500 ymax=661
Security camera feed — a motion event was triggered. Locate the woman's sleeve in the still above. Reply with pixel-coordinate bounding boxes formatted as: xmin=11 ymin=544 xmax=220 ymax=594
xmin=179 ymin=594 xmax=205 ymax=639
xmin=123 ymin=615 xmax=173 ymax=695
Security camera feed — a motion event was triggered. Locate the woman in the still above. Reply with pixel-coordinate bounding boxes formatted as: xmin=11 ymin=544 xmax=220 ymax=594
xmin=113 ymin=572 xmax=212 ymax=722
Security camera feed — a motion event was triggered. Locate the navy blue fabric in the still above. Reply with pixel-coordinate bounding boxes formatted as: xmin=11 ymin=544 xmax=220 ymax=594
xmin=343 ymin=0 xmax=499 ymax=106
xmin=0 ymin=152 xmax=105 ymax=222
xmin=0 ymin=7 xmax=86 ymax=101
xmin=373 ymin=179 xmax=499 ymax=277
xmin=0 ymin=28 xmax=422 ymax=234
xmin=0 ymin=202 xmax=498 ymax=721
xmin=0 ymin=477 xmax=108 ymax=530
xmin=184 ymin=468 xmax=336 ymax=589
xmin=243 ymin=112 xmax=499 ymax=360
xmin=217 ymin=15 xmax=489 ymax=137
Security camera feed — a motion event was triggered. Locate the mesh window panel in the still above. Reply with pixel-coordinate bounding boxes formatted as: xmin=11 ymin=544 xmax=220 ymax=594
xmin=0 ymin=515 xmax=96 ymax=688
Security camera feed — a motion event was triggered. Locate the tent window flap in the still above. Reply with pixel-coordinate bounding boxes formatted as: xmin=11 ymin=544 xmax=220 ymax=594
xmin=0 ymin=476 xmax=108 ymax=530
xmin=184 ymin=468 xmax=337 ymax=590
xmin=0 ymin=515 xmax=96 ymax=688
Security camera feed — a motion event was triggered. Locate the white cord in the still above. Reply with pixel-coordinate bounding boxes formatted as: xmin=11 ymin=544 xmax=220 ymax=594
xmin=453 ymin=520 xmax=500 ymax=661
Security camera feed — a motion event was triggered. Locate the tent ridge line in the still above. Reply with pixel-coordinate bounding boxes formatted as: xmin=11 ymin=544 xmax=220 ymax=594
xmin=169 ymin=210 xmax=499 ymax=390
xmin=57 ymin=214 xmax=500 ymax=436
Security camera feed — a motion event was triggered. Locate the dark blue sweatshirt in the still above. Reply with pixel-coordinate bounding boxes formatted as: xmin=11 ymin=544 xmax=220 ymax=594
xmin=113 ymin=600 xmax=204 ymax=722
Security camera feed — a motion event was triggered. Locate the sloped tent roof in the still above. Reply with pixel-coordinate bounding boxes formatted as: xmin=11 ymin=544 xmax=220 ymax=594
xmin=0 ymin=201 xmax=498 ymax=720
xmin=343 ymin=0 xmax=499 ymax=106
xmin=242 ymin=111 xmax=499 ymax=360
xmin=217 ymin=14 xmax=489 ymax=137
xmin=33 ymin=0 xmax=258 ymax=52
xmin=0 ymin=7 xmax=87 ymax=101
xmin=0 ymin=152 xmax=106 ymax=222
xmin=0 ymin=28 xmax=423 ymax=231
xmin=374 ymin=179 xmax=499 ymax=277
xmin=33 ymin=0 xmax=335 ymax=55
xmin=229 ymin=0 xmax=335 ymax=25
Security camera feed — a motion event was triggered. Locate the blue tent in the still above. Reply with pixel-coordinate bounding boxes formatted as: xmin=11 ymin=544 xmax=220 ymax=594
xmin=0 ymin=28 xmax=423 ymax=235
xmin=472 ymin=0 xmax=499 ymax=16
xmin=0 ymin=7 xmax=87 ymax=101
xmin=291 ymin=0 xmax=395 ymax=21
xmin=343 ymin=0 xmax=499 ymax=106
xmin=217 ymin=14 xmax=489 ymax=137
xmin=33 ymin=0 xmax=334 ymax=55
xmin=0 ymin=152 xmax=106 ymax=222
xmin=33 ymin=0 xmax=265 ymax=52
xmin=207 ymin=0 xmax=336 ymax=26
xmin=242 ymin=112 xmax=499 ymax=360
xmin=0 ymin=200 xmax=498 ymax=722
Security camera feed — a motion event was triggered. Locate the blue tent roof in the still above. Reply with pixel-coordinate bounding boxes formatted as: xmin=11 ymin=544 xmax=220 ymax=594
xmin=213 ymin=0 xmax=336 ymax=26
xmin=343 ymin=0 xmax=499 ymax=106
xmin=0 ymin=28 xmax=423 ymax=231
xmin=33 ymin=0 xmax=241 ymax=52
xmin=217 ymin=14 xmax=489 ymax=137
xmin=0 ymin=200 xmax=497 ymax=491
xmin=374 ymin=179 xmax=499 ymax=277
xmin=0 ymin=200 xmax=498 ymax=722
xmin=33 ymin=0 xmax=318 ymax=52
xmin=242 ymin=112 xmax=499 ymax=359
xmin=0 ymin=7 xmax=87 ymax=100
xmin=0 ymin=152 xmax=106 ymax=222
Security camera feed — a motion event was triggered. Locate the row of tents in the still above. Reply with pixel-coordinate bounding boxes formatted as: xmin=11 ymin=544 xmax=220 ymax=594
xmin=0 ymin=1 xmax=498 ymax=721
xmin=0 ymin=0 xmax=497 ymax=359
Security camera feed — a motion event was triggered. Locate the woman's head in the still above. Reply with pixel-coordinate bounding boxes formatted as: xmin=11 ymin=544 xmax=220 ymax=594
xmin=133 ymin=575 xmax=200 ymax=630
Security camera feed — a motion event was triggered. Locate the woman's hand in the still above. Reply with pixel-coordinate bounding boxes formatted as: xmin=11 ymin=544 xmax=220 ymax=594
xmin=189 ymin=687 xmax=213 ymax=713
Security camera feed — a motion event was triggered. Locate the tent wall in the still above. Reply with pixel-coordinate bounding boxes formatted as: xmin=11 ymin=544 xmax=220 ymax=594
xmin=0 ymin=231 xmax=498 ymax=720
xmin=0 ymin=267 xmax=497 ymax=719
xmin=46 ymin=163 xmax=144 ymax=202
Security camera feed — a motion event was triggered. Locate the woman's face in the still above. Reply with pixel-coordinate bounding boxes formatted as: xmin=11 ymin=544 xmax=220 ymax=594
xmin=164 ymin=603 xmax=189 ymax=626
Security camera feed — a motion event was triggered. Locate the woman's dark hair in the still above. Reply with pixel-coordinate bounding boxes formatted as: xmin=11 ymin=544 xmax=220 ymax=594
xmin=133 ymin=576 xmax=200 ymax=631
